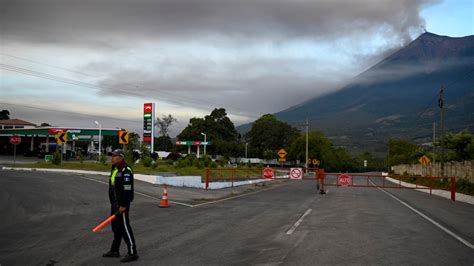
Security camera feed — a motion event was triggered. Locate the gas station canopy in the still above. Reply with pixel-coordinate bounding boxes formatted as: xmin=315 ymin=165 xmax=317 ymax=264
xmin=0 ymin=127 xmax=121 ymax=137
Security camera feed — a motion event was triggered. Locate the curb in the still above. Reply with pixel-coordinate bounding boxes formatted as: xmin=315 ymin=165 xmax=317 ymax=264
xmin=385 ymin=176 xmax=474 ymax=205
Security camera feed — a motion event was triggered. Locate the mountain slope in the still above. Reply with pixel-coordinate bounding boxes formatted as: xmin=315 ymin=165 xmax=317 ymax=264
xmin=244 ymin=32 xmax=474 ymax=155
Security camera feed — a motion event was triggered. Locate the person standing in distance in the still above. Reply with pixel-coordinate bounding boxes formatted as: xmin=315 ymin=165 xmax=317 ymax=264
xmin=102 ymin=149 xmax=139 ymax=263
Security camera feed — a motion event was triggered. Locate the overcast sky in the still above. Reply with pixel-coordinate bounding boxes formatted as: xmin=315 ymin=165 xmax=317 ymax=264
xmin=1 ymin=0 xmax=473 ymax=137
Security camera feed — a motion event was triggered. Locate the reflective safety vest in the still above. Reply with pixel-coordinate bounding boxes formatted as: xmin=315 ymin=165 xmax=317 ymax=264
xmin=111 ymin=166 xmax=133 ymax=185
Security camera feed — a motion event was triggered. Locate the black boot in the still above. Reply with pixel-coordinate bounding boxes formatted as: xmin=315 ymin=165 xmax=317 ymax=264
xmin=102 ymin=251 xmax=120 ymax=258
xmin=120 ymin=253 xmax=139 ymax=263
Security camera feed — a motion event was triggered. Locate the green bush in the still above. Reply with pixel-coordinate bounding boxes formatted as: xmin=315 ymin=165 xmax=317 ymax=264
xmin=193 ymin=158 xmax=200 ymax=168
xmin=210 ymin=161 xmax=218 ymax=168
xmin=125 ymin=151 xmax=135 ymax=166
xmin=99 ymin=155 xmax=108 ymax=166
xmin=196 ymin=161 xmax=205 ymax=169
xmin=142 ymin=156 xmax=153 ymax=167
xmin=52 ymin=150 xmax=61 ymax=165
xmin=457 ymin=178 xmax=474 ymax=195
xmin=203 ymin=156 xmax=212 ymax=168
xmin=176 ymin=158 xmax=189 ymax=168
xmin=78 ymin=152 xmax=84 ymax=163
xmin=151 ymin=160 xmax=158 ymax=169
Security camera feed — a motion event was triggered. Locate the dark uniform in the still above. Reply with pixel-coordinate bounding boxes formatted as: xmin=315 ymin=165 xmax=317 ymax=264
xmin=108 ymin=161 xmax=138 ymax=257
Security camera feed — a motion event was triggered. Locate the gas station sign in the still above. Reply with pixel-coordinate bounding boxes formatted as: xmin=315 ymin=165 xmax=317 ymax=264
xmin=143 ymin=103 xmax=155 ymax=145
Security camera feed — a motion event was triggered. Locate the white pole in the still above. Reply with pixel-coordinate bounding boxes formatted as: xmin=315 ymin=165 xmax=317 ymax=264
xmin=99 ymin=124 xmax=102 ymax=158
xmin=201 ymin=132 xmax=207 ymax=156
xmin=95 ymin=121 xmax=102 ymax=159
xmin=305 ymin=119 xmax=308 ymax=172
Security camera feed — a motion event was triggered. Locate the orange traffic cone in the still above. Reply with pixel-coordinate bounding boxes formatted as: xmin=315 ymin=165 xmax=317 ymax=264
xmin=159 ymin=186 xmax=170 ymax=208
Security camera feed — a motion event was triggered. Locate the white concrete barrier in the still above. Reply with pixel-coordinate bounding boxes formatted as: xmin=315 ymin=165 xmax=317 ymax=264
xmin=206 ymin=178 xmax=271 ymax=189
xmin=154 ymin=176 xmax=202 ymax=188
xmin=1 ymin=167 xmax=271 ymax=189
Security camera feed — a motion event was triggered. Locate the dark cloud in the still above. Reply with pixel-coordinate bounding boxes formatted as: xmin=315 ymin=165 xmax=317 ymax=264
xmin=1 ymin=0 xmax=441 ymax=124
xmin=2 ymin=0 xmax=438 ymax=47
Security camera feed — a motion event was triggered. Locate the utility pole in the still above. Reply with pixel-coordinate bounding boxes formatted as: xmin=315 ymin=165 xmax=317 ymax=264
xmin=387 ymin=140 xmax=390 ymax=173
xmin=432 ymin=122 xmax=436 ymax=166
xmin=245 ymin=142 xmax=248 ymax=159
xmin=438 ymin=87 xmax=445 ymax=177
xmin=305 ymin=119 xmax=309 ymax=172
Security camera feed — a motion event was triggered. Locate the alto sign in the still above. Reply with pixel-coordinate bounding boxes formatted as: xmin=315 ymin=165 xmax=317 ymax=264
xmin=338 ymin=174 xmax=351 ymax=186
xmin=262 ymin=168 xmax=274 ymax=179
xmin=10 ymin=135 xmax=21 ymax=145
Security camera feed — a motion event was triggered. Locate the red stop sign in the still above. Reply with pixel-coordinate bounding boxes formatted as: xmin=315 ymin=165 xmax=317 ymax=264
xmin=262 ymin=168 xmax=274 ymax=179
xmin=339 ymin=174 xmax=351 ymax=186
xmin=10 ymin=135 xmax=21 ymax=145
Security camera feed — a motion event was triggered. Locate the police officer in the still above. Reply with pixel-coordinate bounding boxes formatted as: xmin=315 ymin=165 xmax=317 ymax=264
xmin=102 ymin=149 xmax=139 ymax=263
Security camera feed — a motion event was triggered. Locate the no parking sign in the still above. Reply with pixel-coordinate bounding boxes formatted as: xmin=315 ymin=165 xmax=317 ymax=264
xmin=290 ymin=168 xmax=303 ymax=180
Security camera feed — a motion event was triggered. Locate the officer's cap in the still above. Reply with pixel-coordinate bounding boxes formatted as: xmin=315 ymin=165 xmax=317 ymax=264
xmin=111 ymin=149 xmax=125 ymax=157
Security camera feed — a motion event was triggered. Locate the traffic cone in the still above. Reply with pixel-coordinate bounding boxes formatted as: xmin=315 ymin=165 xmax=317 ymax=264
xmin=159 ymin=186 xmax=170 ymax=208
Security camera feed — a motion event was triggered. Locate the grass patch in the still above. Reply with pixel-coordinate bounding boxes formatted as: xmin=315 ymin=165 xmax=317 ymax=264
xmin=15 ymin=161 xmax=265 ymax=180
xmin=392 ymin=176 xmax=474 ymax=196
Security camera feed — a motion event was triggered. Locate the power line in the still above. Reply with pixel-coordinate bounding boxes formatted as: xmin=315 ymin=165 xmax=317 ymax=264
xmin=1 ymin=53 xmax=103 ymax=79
xmin=0 ymin=102 xmax=141 ymax=124
xmin=1 ymin=57 xmax=261 ymax=119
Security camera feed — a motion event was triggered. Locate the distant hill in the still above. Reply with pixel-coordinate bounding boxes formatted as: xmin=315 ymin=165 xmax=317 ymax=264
xmin=239 ymin=32 xmax=474 ymax=155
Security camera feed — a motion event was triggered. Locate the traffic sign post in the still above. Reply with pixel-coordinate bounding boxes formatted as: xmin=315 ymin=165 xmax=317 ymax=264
xmin=262 ymin=168 xmax=274 ymax=179
xmin=10 ymin=135 xmax=21 ymax=167
xmin=278 ymin=148 xmax=287 ymax=167
xmin=290 ymin=168 xmax=303 ymax=180
xmin=419 ymin=155 xmax=431 ymax=176
xmin=419 ymin=155 xmax=430 ymax=165
xmin=338 ymin=174 xmax=351 ymax=186
xmin=57 ymin=131 xmax=67 ymax=165
xmin=57 ymin=132 xmax=67 ymax=144
xmin=119 ymin=130 xmax=129 ymax=145
xmin=278 ymin=149 xmax=287 ymax=159
xmin=307 ymin=158 xmax=321 ymax=171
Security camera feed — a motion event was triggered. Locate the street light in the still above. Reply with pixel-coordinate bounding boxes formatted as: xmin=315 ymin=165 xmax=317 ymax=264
xmin=94 ymin=121 xmax=102 ymax=159
xmin=201 ymin=132 xmax=207 ymax=156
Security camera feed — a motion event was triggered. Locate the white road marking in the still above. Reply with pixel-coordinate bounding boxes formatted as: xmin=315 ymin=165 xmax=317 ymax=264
xmin=76 ymin=175 xmax=194 ymax=208
xmin=192 ymin=185 xmax=281 ymax=208
xmin=286 ymin=209 xmax=312 ymax=235
xmin=371 ymin=179 xmax=474 ymax=250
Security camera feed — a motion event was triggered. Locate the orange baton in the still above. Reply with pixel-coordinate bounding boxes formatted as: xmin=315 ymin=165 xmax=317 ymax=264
xmin=92 ymin=213 xmax=117 ymax=233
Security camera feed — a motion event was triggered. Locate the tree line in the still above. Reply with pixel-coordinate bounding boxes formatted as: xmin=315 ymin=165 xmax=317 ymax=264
xmin=152 ymin=108 xmax=386 ymax=172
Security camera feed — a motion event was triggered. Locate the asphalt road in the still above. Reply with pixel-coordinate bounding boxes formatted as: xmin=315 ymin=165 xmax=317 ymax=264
xmin=0 ymin=169 xmax=472 ymax=265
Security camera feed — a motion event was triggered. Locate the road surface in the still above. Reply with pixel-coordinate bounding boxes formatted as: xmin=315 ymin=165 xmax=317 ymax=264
xmin=0 ymin=169 xmax=472 ymax=265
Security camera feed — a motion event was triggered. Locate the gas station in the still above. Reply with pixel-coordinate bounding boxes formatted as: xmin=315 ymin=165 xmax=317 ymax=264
xmin=175 ymin=140 xmax=212 ymax=158
xmin=0 ymin=127 xmax=122 ymax=159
